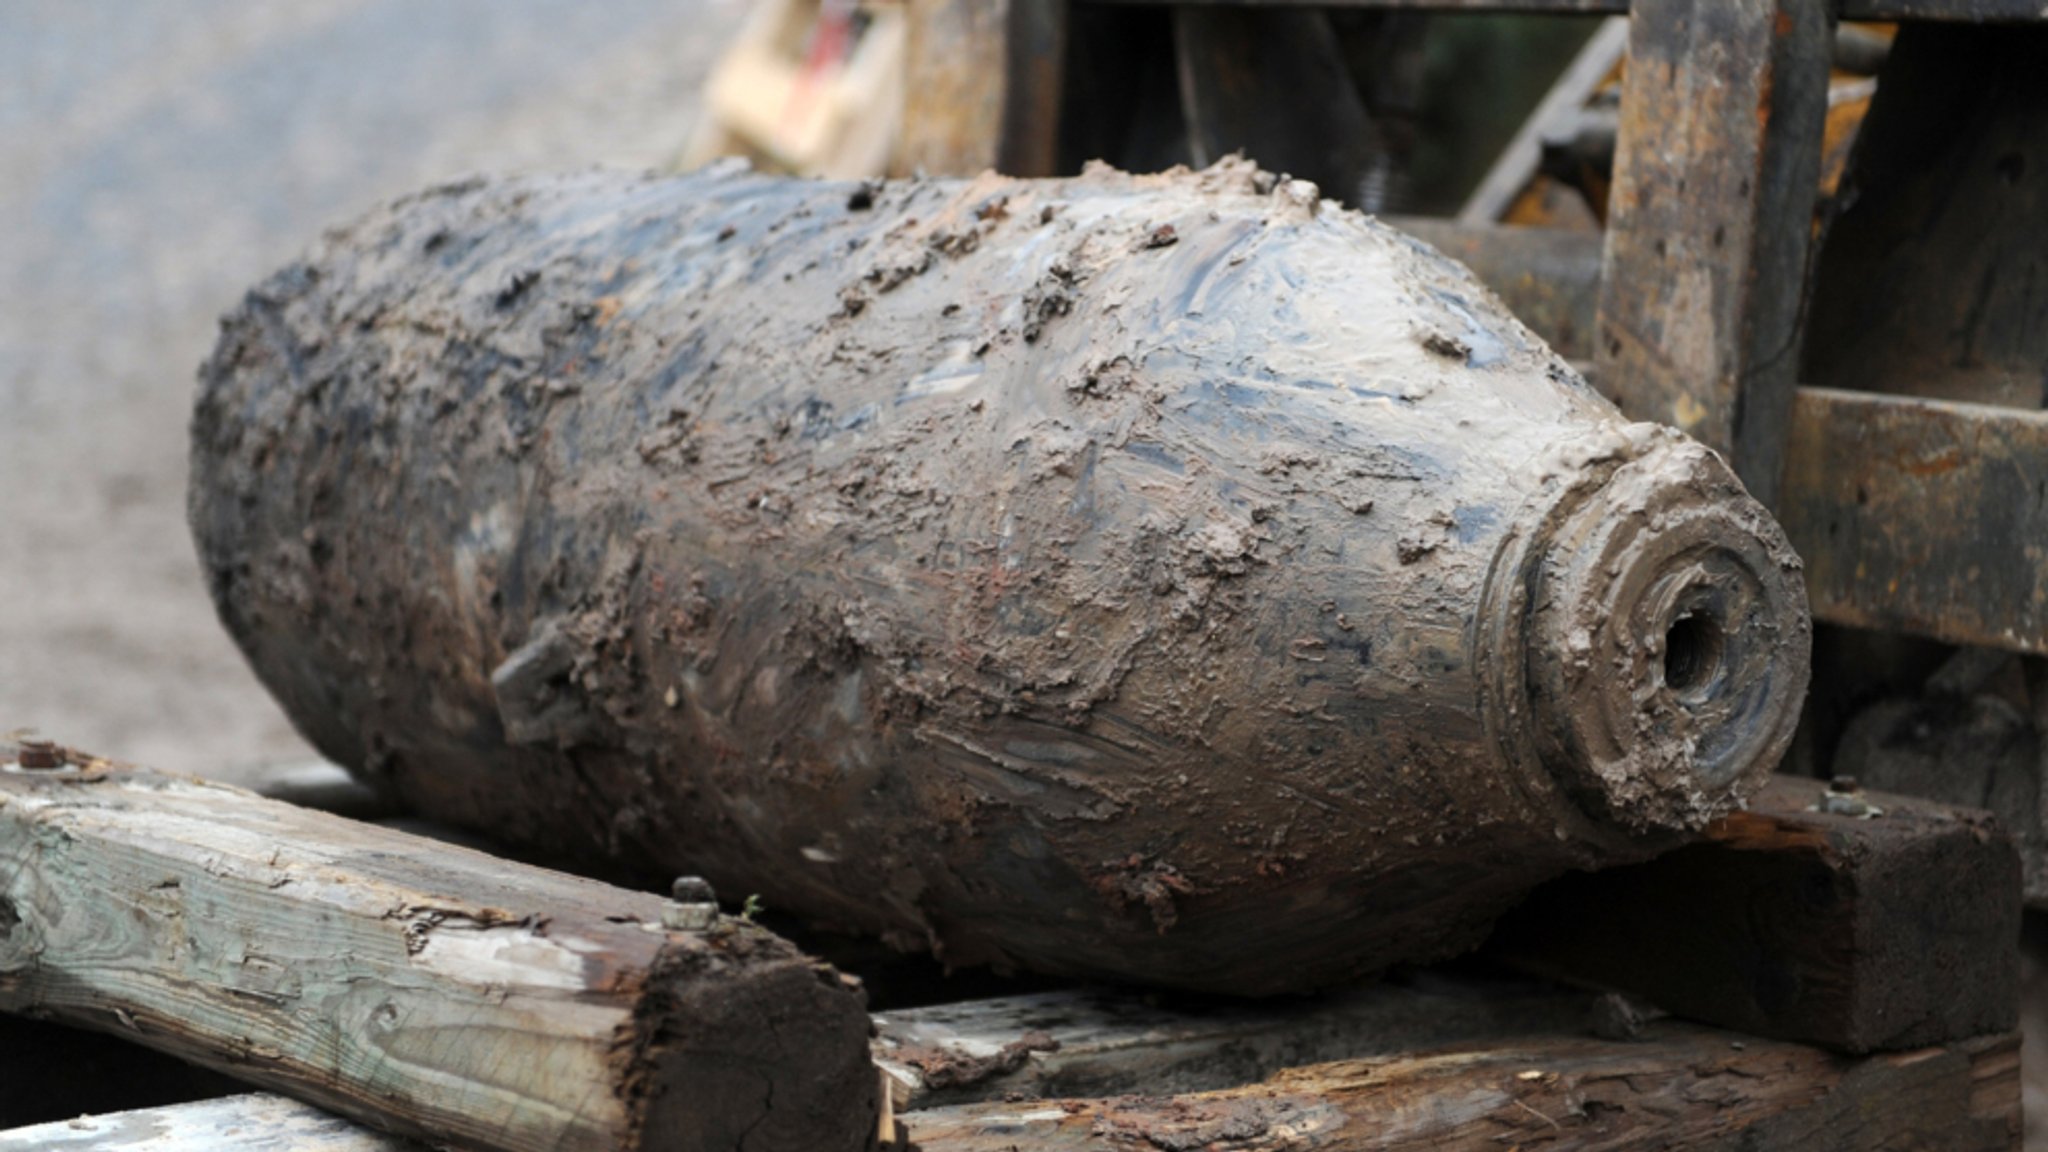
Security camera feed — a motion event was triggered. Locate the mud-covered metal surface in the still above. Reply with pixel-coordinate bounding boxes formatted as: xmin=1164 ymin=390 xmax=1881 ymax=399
xmin=190 ymin=160 xmax=1809 ymax=994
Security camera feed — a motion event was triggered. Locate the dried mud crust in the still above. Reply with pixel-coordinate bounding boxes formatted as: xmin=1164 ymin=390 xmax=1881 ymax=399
xmin=190 ymin=159 xmax=1809 ymax=995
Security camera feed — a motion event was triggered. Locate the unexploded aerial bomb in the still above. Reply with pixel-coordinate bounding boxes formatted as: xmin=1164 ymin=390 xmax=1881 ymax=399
xmin=190 ymin=160 xmax=1810 ymax=994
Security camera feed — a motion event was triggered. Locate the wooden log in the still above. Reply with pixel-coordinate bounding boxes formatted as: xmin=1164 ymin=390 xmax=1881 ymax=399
xmin=873 ymin=975 xmax=1602 ymax=1111
xmin=1486 ymin=775 xmax=2021 ymax=1053
xmin=900 ymin=1026 xmax=2021 ymax=1152
xmin=0 ymin=1094 xmax=423 ymax=1152
xmin=0 ymin=742 xmax=879 ymax=1152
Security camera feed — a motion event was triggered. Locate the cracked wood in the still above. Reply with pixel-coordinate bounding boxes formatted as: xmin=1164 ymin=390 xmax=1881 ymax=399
xmin=0 ymin=741 xmax=878 ymax=1152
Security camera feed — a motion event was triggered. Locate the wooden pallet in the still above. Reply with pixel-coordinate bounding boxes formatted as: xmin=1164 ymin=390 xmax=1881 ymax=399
xmin=0 ymin=1009 xmax=2019 ymax=1150
xmin=0 ymin=750 xmax=2020 ymax=1150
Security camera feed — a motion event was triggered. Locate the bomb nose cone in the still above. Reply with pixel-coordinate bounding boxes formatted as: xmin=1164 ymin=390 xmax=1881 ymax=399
xmin=1527 ymin=437 xmax=1811 ymax=833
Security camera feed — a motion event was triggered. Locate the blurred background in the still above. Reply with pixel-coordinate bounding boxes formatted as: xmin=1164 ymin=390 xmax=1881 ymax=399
xmin=0 ymin=0 xmax=748 ymax=780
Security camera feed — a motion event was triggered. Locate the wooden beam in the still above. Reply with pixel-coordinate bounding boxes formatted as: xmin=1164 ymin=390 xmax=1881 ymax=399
xmin=1779 ymin=390 xmax=2048 ymax=653
xmin=896 ymin=0 xmax=1010 ymax=175
xmin=1594 ymin=0 xmax=1834 ymax=509
xmin=895 ymin=0 xmax=1068 ymax=178
xmin=874 ymin=977 xmax=1601 ymax=1111
xmin=0 ymin=1014 xmax=242 ymax=1131
xmin=0 ymin=742 xmax=879 ymax=1152
xmin=0 ymin=1094 xmax=423 ymax=1152
xmin=999 ymin=0 xmax=1069 ymax=177
xmin=902 ymin=1027 xmax=2021 ymax=1152
xmin=1486 ymin=776 xmax=2020 ymax=1053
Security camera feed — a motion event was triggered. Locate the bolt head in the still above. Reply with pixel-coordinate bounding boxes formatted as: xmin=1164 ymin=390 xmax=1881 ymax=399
xmin=671 ymin=875 xmax=717 ymax=904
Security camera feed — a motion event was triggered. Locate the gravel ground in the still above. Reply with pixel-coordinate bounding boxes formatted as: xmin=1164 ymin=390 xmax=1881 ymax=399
xmin=0 ymin=0 xmax=744 ymax=782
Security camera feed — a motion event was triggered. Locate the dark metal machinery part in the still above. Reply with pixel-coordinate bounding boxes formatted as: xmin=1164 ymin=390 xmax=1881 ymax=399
xmin=191 ymin=164 xmax=1808 ymax=993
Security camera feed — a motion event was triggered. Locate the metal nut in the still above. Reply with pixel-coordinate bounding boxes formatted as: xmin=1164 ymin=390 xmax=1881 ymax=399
xmin=662 ymin=901 xmax=719 ymax=932
xmin=662 ymin=875 xmax=719 ymax=931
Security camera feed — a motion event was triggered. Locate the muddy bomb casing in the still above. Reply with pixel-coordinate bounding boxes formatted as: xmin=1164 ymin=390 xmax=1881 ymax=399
xmin=191 ymin=161 xmax=1810 ymax=994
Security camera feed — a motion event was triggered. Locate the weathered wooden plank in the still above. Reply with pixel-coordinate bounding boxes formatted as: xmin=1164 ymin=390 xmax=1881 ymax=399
xmin=902 ymin=1027 xmax=2020 ymax=1151
xmin=895 ymin=0 xmax=1067 ymax=178
xmin=1487 ymin=775 xmax=2021 ymax=1053
xmin=895 ymin=0 xmax=1010 ymax=176
xmin=1779 ymin=390 xmax=2048 ymax=654
xmin=1594 ymin=0 xmax=1834 ymax=509
xmin=999 ymin=0 xmax=1068 ymax=177
xmin=874 ymin=976 xmax=1601 ymax=1111
xmin=0 ymin=741 xmax=879 ymax=1152
xmin=0 ymin=1093 xmax=422 ymax=1152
